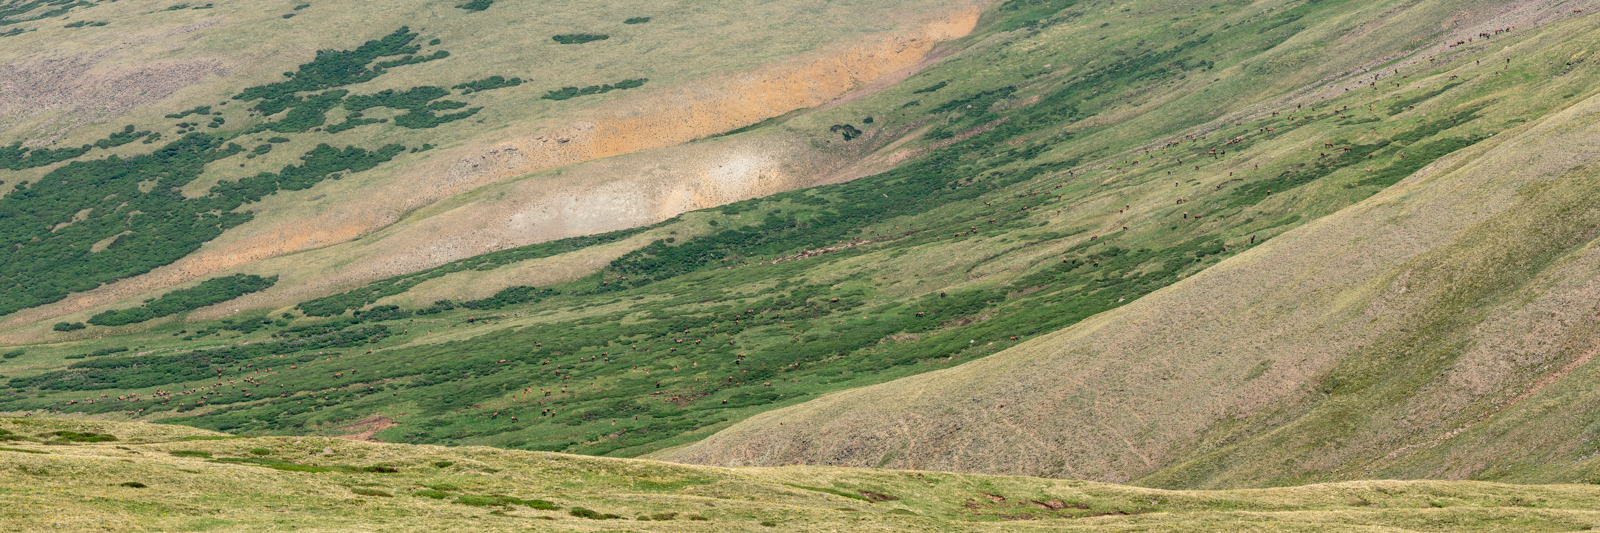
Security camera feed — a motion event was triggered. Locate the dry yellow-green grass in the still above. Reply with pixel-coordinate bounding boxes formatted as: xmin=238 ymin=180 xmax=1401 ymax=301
xmin=5 ymin=417 xmax=1600 ymax=532
xmin=0 ymin=0 xmax=985 ymax=341
xmin=666 ymin=0 xmax=1600 ymax=488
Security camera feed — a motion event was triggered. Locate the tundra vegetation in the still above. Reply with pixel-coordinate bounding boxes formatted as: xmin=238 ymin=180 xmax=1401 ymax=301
xmin=6 ymin=417 xmax=1600 ymax=531
xmin=2 ymin=0 xmax=1599 ymax=520
xmin=1 ymin=0 xmax=1532 ymax=463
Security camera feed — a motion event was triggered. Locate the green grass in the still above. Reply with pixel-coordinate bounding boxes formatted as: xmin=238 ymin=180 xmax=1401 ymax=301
xmin=6 ymin=417 xmax=1600 ymax=532
xmin=0 ymin=0 xmax=1559 ymax=465
xmin=5 ymin=0 xmax=1600 ymax=499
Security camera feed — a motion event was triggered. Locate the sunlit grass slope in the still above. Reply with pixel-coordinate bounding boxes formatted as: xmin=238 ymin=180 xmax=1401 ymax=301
xmin=667 ymin=0 xmax=1600 ymax=488
xmin=0 ymin=0 xmax=983 ymax=337
xmin=5 ymin=417 xmax=1600 ymax=532
xmin=8 ymin=0 xmax=1600 ymax=494
xmin=7 ymin=0 xmax=1598 ymax=473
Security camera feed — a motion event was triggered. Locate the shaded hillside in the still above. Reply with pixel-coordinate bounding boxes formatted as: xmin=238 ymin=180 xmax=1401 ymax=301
xmin=6 ymin=417 xmax=1600 ymax=531
xmin=667 ymin=0 xmax=1600 ymax=489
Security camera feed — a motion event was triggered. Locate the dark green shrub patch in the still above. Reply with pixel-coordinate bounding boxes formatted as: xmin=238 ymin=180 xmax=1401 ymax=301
xmin=0 ymin=131 xmax=401 ymax=319
xmin=2 ymin=0 xmax=98 ymax=27
xmin=455 ymin=0 xmax=491 ymax=11
xmin=344 ymin=86 xmax=481 ymax=129
xmin=165 ymin=106 xmax=212 ymax=119
xmin=829 ymin=124 xmax=863 ymax=141
xmin=119 ymin=481 xmax=147 ymax=488
xmin=169 ymin=450 xmax=212 ymax=458
xmin=39 ymin=430 xmax=116 ymax=443
xmin=455 ymin=495 xmax=558 ymax=510
xmin=542 ymin=79 xmax=646 ymax=101
xmin=552 ymin=33 xmax=608 ymax=44
xmin=0 ymin=142 xmax=90 ymax=170
xmin=10 ymin=320 xmax=390 ymax=391
xmin=297 ymin=226 xmax=646 ymax=315
xmin=210 ymin=456 xmax=399 ymax=473
xmin=624 ymin=17 xmax=650 ymax=24
xmin=53 ymin=322 xmax=86 ymax=332
xmin=453 ymin=76 xmax=522 ymax=94
xmin=233 ymin=27 xmax=448 ymax=133
xmin=569 ymin=507 xmax=622 ymax=519
xmin=89 ymin=275 xmax=278 ymax=326
xmin=2 ymin=350 xmax=23 ymax=359
xmin=94 ymin=126 xmax=152 ymax=148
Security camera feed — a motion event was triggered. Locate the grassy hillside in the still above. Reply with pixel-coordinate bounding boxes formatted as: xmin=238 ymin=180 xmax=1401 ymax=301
xmin=0 ymin=0 xmax=1368 ymax=450
xmin=0 ymin=0 xmax=984 ymax=337
xmin=6 ymin=417 xmax=1600 ymax=532
xmin=7 ymin=0 xmax=1600 ymax=499
xmin=666 ymin=0 xmax=1600 ymax=488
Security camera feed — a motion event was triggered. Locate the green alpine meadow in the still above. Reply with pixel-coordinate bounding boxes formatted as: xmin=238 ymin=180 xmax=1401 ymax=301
xmin=6 ymin=0 xmax=1600 ymax=530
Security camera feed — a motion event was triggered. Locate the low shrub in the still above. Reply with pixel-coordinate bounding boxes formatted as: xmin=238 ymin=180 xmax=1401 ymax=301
xmin=453 ymin=76 xmax=522 ymax=94
xmin=119 ymin=481 xmax=147 ymax=488
xmin=40 ymin=431 xmax=116 ymax=443
xmin=624 ymin=17 xmax=650 ymax=24
xmin=165 ymin=106 xmax=212 ymax=119
xmin=552 ymin=33 xmax=608 ymax=44
xmin=542 ymin=79 xmax=646 ymax=101
xmin=569 ymin=507 xmax=623 ymax=519
xmin=455 ymin=495 xmax=558 ymax=510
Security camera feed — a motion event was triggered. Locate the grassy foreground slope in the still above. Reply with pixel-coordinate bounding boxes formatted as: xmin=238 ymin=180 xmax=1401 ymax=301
xmin=667 ymin=1 xmax=1600 ymax=488
xmin=6 ymin=418 xmax=1600 ymax=532
xmin=5 ymin=0 xmax=1594 ymax=468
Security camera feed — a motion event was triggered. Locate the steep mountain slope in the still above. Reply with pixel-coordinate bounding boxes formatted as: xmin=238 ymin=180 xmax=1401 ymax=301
xmin=7 ymin=0 xmax=1600 ymax=493
xmin=667 ymin=0 xmax=1600 ymax=488
xmin=0 ymin=0 xmax=983 ymax=339
xmin=9 ymin=417 xmax=1600 ymax=532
